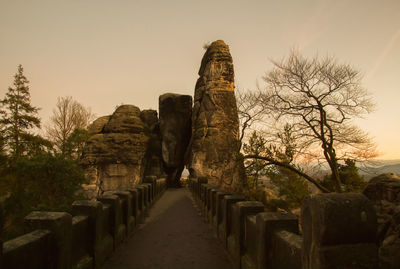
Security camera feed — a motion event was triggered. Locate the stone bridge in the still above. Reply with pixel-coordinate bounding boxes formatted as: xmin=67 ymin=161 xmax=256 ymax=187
xmin=0 ymin=40 xmax=388 ymax=268
xmin=1 ymin=178 xmax=379 ymax=269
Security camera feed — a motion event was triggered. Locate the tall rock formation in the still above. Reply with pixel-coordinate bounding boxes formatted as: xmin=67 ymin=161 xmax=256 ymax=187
xmin=159 ymin=93 xmax=192 ymax=187
xmin=187 ymin=40 xmax=242 ymax=191
xmin=81 ymin=105 xmax=164 ymax=197
xmin=140 ymin=109 xmax=165 ymax=179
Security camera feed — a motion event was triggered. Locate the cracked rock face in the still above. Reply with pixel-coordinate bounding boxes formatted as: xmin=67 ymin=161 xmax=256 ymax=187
xmin=187 ymin=40 xmax=242 ymax=191
xmin=363 ymin=173 xmax=400 ymax=269
xmin=82 ymin=105 xmax=162 ymax=196
xmin=159 ymin=93 xmax=192 ymax=187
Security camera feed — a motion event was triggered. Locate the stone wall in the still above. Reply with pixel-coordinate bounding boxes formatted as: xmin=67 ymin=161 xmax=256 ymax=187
xmin=189 ymin=178 xmax=379 ymax=269
xmin=1 ymin=178 xmax=167 ymax=269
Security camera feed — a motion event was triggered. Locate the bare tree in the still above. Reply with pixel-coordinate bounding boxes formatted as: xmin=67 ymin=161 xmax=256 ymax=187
xmin=241 ymin=50 xmax=377 ymax=192
xmin=46 ymin=96 xmax=95 ymax=155
xmin=236 ymin=88 xmax=268 ymax=150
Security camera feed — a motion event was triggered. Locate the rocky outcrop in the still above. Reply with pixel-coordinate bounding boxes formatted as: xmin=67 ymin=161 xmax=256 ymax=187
xmin=140 ymin=109 xmax=165 ymax=179
xmin=187 ymin=40 xmax=242 ymax=191
xmin=363 ymin=173 xmax=400 ymax=269
xmin=88 ymin=115 xmax=111 ymax=134
xmin=159 ymin=93 xmax=192 ymax=187
xmin=82 ymin=105 xmax=155 ymax=197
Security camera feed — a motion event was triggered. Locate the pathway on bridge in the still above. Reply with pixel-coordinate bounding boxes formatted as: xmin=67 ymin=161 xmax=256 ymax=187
xmin=101 ymin=188 xmax=234 ymax=269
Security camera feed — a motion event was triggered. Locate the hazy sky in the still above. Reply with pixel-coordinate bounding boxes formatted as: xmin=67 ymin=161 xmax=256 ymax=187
xmin=1 ymin=0 xmax=399 ymax=159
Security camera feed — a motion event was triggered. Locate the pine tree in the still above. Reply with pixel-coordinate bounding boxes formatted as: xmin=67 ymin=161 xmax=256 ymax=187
xmin=0 ymin=65 xmax=41 ymax=158
xmin=0 ymin=125 xmax=6 ymax=165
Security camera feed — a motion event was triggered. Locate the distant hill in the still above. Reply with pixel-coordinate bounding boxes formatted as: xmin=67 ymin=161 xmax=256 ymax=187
xmin=359 ymin=162 xmax=400 ymax=179
xmin=304 ymin=159 xmax=400 ymax=181
xmin=178 ymin=160 xmax=400 ymax=180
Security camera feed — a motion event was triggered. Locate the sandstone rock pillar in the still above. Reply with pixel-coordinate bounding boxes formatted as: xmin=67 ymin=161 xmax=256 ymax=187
xmin=187 ymin=40 xmax=242 ymax=191
xmin=159 ymin=93 xmax=192 ymax=187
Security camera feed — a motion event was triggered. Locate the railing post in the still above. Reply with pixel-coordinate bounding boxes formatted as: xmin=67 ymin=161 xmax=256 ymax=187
xmin=227 ymin=201 xmax=264 ymax=267
xmin=136 ymin=186 xmax=147 ymax=215
xmin=220 ymin=195 xmax=245 ymax=246
xmin=301 ymin=193 xmax=378 ymax=269
xmin=97 ymin=195 xmax=126 ymax=249
xmin=215 ymin=191 xmax=230 ymax=232
xmin=242 ymin=212 xmax=299 ymax=269
xmin=114 ymin=191 xmax=135 ymax=235
xmin=144 ymin=176 xmax=157 ymax=201
xmin=127 ymin=188 xmax=140 ymax=224
xmin=72 ymin=200 xmax=113 ymax=268
xmin=24 ymin=211 xmax=72 ymax=269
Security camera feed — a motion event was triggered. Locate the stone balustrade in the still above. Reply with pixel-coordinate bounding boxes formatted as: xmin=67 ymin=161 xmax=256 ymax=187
xmin=1 ymin=177 xmax=167 ymax=269
xmin=188 ymin=177 xmax=379 ymax=269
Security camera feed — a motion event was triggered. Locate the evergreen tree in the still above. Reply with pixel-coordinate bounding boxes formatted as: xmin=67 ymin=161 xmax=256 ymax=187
xmin=242 ymin=131 xmax=269 ymax=188
xmin=322 ymin=159 xmax=366 ymax=192
xmin=268 ymin=166 xmax=311 ymax=211
xmin=0 ymin=125 xmax=6 ymax=167
xmin=0 ymin=65 xmax=41 ymax=158
xmin=64 ymin=128 xmax=91 ymax=160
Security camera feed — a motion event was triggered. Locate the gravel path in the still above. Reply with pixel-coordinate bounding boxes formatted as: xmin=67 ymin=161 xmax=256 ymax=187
xmin=101 ymin=188 xmax=234 ymax=269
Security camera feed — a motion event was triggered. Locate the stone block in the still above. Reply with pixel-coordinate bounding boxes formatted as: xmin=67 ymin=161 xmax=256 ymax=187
xmin=71 ymin=215 xmax=93 ymax=269
xmin=269 ymin=230 xmax=302 ymax=269
xmin=114 ymin=191 xmax=135 ymax=235
xmin=200 ymin=184 xmax=209 ymax=206
xmin=244 ymin=212 xmax=299 ymax=269
xmin=200 ymin=184 xmax=209 ymax=215
xmin=72 ymin=200 xmax=113 ymax=268
xmin=3 ymin=230 xmax=53 ymax=269
xmin=215 ymin=191 xmax=230 ymax=231
xmin=142 ymin=183 xmax=153 ymax=205
xmin=219 ymin=195 xmax=244 ymax=246
xmin=301 ymin=193 xmax=378 ymax=269
xmin=24 ymin=211 xmax=72 ymax=269
xmin=144 ymin=176 xmax=157 ymax=200
xmin=315 ymin=243 xmax=378 ymax=269
xmin=127 ymin=188 xmax=140 ymax=223
xmin=136 ymin=186 xmax=146 ymax=214
xmin=227 ymin=201 xmax=264 ymax=265
xmin=241 ymin=215 xmax=258 ymax=269
xmin=97 ymin=195 xmax=126 ymax=249
xmin=208 ymin=189 xmax=219 ymax=225
xmin=205 ymin=185 xmax=216 ymax=222
xmin=197 ymin=177 xmax=208 ymax=199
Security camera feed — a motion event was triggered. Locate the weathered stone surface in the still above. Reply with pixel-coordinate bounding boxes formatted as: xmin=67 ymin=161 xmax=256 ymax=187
xmin=140 ymin=109 xmax=159 ymax=131
xmin=159 ymin=93 xmax=192 ymax=187
xmin=301 ymin=193 xmax=378 ymax=269
xmin=24 ymin=212 xmax=73 ymax=269
xmin=363 ymin=173 xmax=400 ymax=269
xmin=82 ymin=105 xmax=150 ymax=193
xmin=88 ymin=116 xmax=111 ymax=134
xmin=187 ymin=40 xmax=242 ymax=191
xmin=140 ymin=109 xmax=165 ymax=179
xmin=103 ymin=105 xmax=144 ymax=134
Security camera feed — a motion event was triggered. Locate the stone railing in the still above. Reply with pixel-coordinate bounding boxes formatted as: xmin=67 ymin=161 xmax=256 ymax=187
xmin=0 ymin=177 xmax=167 ymax=269
xmin=189 ymin=178 xmax=379 ymax=269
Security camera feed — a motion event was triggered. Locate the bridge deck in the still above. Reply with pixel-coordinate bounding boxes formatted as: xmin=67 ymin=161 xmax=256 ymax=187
xmin=101 ymin=188 xmax=234 ymax=269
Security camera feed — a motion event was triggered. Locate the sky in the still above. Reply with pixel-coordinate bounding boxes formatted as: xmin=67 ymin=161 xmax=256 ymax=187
xmin=0 ymin=0 xmax=399 ymax=159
